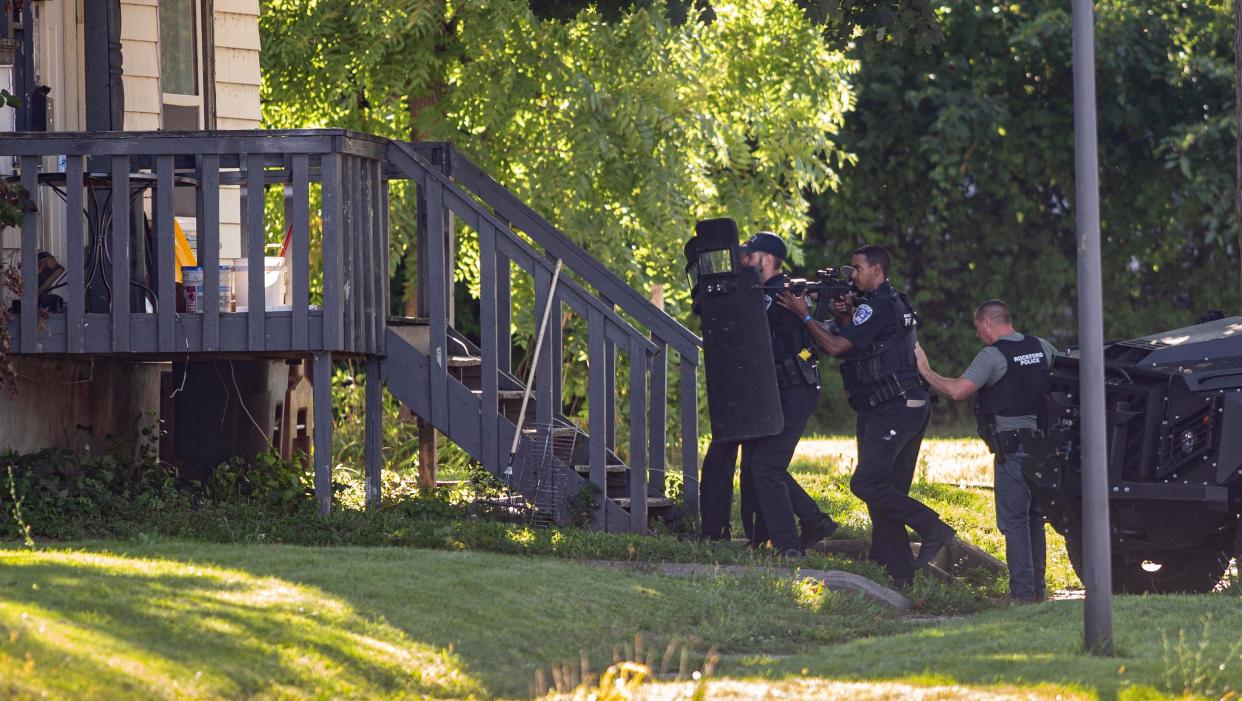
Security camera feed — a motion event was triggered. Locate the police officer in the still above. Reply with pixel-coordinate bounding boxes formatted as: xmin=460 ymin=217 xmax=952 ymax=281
xmin=699 ymin=232 xmax=838 ymax=555
xmin=779 ymin=244 xmax=954 ymax=586
xmin=914 ymin=299 xmax=1056 ymax=602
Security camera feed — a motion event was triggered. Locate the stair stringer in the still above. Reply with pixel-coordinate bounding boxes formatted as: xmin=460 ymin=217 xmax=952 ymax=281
xmin=383 ymin=328 xmax=631 ymax=531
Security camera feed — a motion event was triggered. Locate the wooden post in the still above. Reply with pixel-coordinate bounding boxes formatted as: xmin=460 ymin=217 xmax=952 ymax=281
xmin=418 ymin=421 xmax=437 ymax=488
xmin=312 ymin=352 xmax=334 ymax=515
xmin=414 ymin=183 xmax=438 ymax=487
xmin=365 ymin=356 xmax=382 ymax=509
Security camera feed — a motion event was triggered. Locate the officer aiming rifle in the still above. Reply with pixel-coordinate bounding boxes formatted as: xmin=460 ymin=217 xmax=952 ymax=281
xmin=755 ymin=267 xmax=857 ymax=322
xmin=778 ymin=244 xmax=955 ymax=587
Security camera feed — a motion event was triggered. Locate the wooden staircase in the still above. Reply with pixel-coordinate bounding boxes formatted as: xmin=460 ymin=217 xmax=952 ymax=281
xmin=373 ymin=141 xmax=702 ymax=532
xmin=383 ymin=318 xmax=673 ymax=530
xmin=0 ymin=129 xmax=701 ymax=532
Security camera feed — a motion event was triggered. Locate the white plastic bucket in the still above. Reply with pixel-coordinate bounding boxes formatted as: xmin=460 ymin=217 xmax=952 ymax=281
xmin=234 ymin=257 xmax=288 ymax=312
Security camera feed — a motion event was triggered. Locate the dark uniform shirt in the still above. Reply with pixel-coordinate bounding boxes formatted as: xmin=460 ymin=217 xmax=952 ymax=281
xmin=837 ymin=281 xmax=927 ymax=402
xmin=762 ymin=273 xmax=814 ymax=363
xmin=839 ymin=281 xmax=899 ymax=352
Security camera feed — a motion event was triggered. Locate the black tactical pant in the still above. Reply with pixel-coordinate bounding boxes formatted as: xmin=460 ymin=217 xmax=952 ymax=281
xmin=699 ymin=434 xmax=821 ymax=542
xmin=744 ymin=382 xmax=821 ymax=552
xmin=850 ymin=396 xmax=944 ymax=580
xmin=699 ymin=383 xmax=822 ymax=545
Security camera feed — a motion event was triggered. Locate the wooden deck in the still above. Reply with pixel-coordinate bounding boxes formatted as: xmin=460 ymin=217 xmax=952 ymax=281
xmin=1 ymin=130 xmax=704 ymax=530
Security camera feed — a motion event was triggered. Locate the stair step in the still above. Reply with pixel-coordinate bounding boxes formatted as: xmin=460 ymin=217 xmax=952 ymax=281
xmin=573 ymin=463 xmax=627 ymax=474
xmin=614 ymin=497 xmax=675 ymax=509
xmin=473 ymin=389 xmax=528 ymax=401
xmin=387 ymin=316 xmax=430 ymax=326
xmin=524 ymin=425 xmax=582 ymax=437
xmin=448 ymin=355 xmax=481 ymax=368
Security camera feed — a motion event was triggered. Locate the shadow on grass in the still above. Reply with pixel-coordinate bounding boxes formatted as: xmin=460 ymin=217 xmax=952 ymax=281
xmin=0 ymin=549 xmax=484 ymax=699
xmin=0 ymin=542 xmax=896 ymax=699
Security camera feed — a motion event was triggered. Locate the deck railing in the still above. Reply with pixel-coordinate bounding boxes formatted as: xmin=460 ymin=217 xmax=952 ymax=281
xmin=1 ymin=129 xmax=388 ymax=355
xmin=0 ymin=129 xmax=703 ymax=528
xmin=387 ymin=142 xmax=702 ymax=524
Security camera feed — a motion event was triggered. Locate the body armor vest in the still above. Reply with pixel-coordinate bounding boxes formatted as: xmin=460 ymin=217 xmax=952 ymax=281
xmin=975 ymin=335 xmax=1049 ymax=423
xmin=846 ymin=286 xmax=919 ymax=384
xmin=840 ymin=285 xmax=921 ymax=409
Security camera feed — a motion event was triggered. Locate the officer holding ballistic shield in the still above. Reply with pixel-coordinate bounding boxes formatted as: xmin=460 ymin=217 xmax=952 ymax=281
xmin=687 ymin=223 xmax=837 ymax=554
xmin=733 ymin=232 xmax=838 ymax=555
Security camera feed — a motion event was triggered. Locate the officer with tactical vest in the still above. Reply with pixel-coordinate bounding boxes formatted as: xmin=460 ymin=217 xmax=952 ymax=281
xmin=698 ymin=232 xmax=838 ymax=556
xmin=778 ymin=244 xmax=954 ymax=586
xmin=913 ymin=299 xmax=1056 ymax=602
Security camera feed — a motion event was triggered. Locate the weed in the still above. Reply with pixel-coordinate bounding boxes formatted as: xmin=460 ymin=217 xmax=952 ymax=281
xmin=6 ymin=465 xmax=33 ymax=548
xmin=1159 ymin=614 xmax=1242 ymax=699
xmin=535 ymin=634 xmax=719 ymax=700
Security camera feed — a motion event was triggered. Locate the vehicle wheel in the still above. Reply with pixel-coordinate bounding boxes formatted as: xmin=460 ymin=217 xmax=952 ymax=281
xmin=1061 ymin=528 xmax=1229 ymax=594
xmin=1110 ymin=550 xmax=1230 ymax=594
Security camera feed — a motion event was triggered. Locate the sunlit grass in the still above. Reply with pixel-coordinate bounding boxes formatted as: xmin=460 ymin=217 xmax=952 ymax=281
xmin=0 ymin=548 xmax=482 ymax=700
xmin=0 ymin=542 xmax=905 ymax=699
xmin=796 ymin=435 xmax=994 ymax=486
xmin=737 ymin=595 xmax=1242 ymax=700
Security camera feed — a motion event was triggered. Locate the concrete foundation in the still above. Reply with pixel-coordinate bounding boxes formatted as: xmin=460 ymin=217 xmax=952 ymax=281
xmin=0 ymin=357 xmax=162 ymax=455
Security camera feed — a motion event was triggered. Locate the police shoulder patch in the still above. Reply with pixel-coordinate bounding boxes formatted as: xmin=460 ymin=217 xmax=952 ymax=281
xmin=852 ymin=304 xmax=873 ymax=325
xmin=764 ymin=294 xmax=772 ymax=310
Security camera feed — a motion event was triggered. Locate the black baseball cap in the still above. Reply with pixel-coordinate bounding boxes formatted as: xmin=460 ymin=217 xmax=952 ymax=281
xmin=740 ymin=231 xmax=787 ymax=260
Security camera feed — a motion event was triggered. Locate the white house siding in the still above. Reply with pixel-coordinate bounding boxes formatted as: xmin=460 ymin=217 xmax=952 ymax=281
xmin=120 ymin=0 xmax=161 ymax=131
xmin=213 ymin=1 xmax=261 ymax=257
xmin=214 ymin=0 xmax=261 ymax=129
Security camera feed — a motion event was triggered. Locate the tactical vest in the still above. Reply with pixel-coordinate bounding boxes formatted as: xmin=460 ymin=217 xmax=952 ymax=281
xmin=974 ymin=335 xmax=1049 ymax=437
xmin=840 ymin=285 xmax=921 ymax=409
xmin=763 ymin=274 xmax=820 ymax=390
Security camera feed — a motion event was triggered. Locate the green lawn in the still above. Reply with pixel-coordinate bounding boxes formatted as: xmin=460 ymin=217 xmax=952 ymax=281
xmin=0 ymin=542 xmax=899 ymax=700
xmin=2 ymin=435 xmax=1203 ymax=699
xmin=738 ymin=595 xmax=1242 ymax=700
xmin=3 ymin=542 xmax=1239 ymax=700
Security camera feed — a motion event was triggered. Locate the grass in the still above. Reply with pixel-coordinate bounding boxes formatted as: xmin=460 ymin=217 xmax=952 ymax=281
xmin=733 ymin=596 xmax=1242 ymax=700
xmin=4 ymin=544 xmax=1241 ymax=700
xmin=1 ymin=435 xmax=1236 ymax=699
xmin=796 ymin=435 xmax=995 ymax=486
xmin=0 ymin=541 xmax=900 ymax=700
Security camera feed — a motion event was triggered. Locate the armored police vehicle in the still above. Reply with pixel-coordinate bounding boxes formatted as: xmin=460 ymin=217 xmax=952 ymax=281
xmin=1030 ymin=315 xmax=1242 ymax=593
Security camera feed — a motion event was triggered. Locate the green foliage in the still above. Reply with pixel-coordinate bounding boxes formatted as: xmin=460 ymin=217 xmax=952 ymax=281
xmin=0 ymin=438 xmax=180 ymax=541
xmin=0 ymin=178 xmax=32 ymax=230
xmin=806 ymin=0 xmax=1239 ymax=427
xmin=261 ymin=0 xmax=856 ymax=386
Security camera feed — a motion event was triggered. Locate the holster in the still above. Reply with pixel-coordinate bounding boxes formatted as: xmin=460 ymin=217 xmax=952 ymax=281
xmin=777 ymin=356 xmax=820 ymax=391
xmin=993 ymin=428 xmax=1041 ymax=460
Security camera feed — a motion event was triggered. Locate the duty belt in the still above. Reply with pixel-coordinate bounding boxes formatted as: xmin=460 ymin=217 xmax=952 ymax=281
xmin=850 ymin=374 xmax=924 ymax=411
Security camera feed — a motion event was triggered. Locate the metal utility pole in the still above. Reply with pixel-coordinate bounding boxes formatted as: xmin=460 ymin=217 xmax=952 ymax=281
xmin=1235 ymin=0 xmax=1242 ymax=305
xmin=1071 ymin=0 xmax=1114 ymax=656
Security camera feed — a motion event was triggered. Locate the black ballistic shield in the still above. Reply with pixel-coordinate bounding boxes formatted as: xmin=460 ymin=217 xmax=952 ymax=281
xmin=685 ymin=218 xmax=783 ymax=442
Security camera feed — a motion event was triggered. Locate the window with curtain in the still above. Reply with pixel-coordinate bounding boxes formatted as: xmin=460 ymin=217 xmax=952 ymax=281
xmin=160 ymin=0 xmax=198 ymax=96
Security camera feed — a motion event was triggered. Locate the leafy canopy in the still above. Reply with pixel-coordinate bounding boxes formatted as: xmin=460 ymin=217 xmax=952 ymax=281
xmin=261 ymin=0 xmax=857 ymax=318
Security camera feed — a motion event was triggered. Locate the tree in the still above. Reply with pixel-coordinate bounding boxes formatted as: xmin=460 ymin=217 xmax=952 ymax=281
xmin=262 ymin=0 xmax=857 ymax=323
xmin=803 ymin=0 xmax=1237 ymax=429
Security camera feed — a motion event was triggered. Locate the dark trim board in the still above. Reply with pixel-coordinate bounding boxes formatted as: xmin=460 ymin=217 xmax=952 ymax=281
xmin=9 ymin=311 xmax=333 ymax=356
